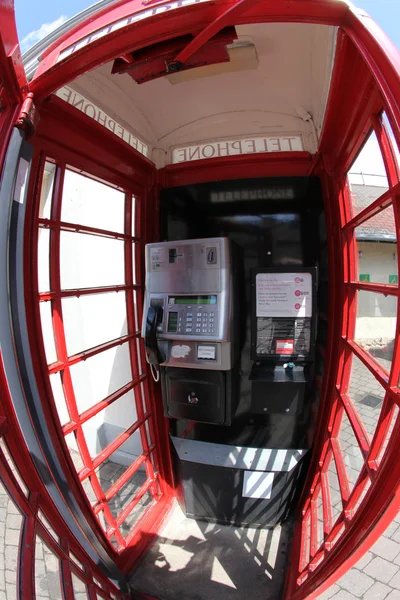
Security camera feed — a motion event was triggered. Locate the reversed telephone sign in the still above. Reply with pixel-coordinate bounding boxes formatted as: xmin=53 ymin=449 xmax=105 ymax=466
xmin=256 ymin=272 xmax=312 ymax=318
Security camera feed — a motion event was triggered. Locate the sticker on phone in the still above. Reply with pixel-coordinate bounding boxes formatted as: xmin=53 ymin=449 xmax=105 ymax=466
xmin=276 ymin=340 xmax=294 ymax=354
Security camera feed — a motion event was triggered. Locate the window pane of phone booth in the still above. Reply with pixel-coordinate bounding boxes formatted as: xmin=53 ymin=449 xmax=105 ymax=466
xmin=347 ymin=353 xmax=386 ymax=441
xmin=62 ymin=168 xmax=125 ymax=234
xmin=62 ymin=292 xmax=128 ymax=357
xmin=355 ymin=207 xmax=397 ymax=284
xmin=35 ymin=537 xmax=63 ymax=600
xmin=38 ymin=228 xmax=50 ymax=292
xmin=60 ymin=232 xmax=125 ymax=289
xmin=382 ymin=111 xmax=400 ymax=169
xmin=354 ymin=290 xmax=396 ymax=372
xmin=348 ymin=130 xmax=389 ymax=203
xmin=69 ymin=342 xmax=132 ymax=414
xmin=80 ymin=390 xmax=138 ymax=457
xmin=39 ymin=161 xmax=56 ymax=219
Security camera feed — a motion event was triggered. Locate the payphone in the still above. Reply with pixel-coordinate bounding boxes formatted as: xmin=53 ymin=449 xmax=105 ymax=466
xmin=142 ymin=237 xmax=238 ymax=425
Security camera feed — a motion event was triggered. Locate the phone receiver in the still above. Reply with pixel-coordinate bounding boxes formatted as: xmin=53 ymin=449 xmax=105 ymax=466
xmin=145 ymin=305 xmax=164 ymax=368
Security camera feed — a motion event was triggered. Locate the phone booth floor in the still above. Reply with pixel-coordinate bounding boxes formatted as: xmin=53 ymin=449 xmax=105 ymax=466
xmin=131 ymin=502 xmax=294 ymax=600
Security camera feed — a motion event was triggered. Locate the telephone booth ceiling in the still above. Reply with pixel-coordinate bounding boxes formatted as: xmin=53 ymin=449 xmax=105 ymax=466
xmin=52 ymin=22 xmax=337 ymax=162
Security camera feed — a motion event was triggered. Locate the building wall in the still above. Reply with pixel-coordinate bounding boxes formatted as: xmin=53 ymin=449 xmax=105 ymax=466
xmin=355 ymin=241 xmax=397 ymax=344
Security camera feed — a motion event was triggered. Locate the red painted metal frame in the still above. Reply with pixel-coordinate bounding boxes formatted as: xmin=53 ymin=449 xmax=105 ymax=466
xmin=21 ymin=97 xmax=175 ymax=574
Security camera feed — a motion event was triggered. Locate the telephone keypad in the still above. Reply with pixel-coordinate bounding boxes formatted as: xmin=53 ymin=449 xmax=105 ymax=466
xmin=167 ymin=306 xmax=217 ymax=337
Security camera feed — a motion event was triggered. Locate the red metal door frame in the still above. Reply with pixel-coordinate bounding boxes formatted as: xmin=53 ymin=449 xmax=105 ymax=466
xmin=22 ymin=96 xmax=175 ymax=573
xmin=284 ymin=18 xmax=400 ymax=600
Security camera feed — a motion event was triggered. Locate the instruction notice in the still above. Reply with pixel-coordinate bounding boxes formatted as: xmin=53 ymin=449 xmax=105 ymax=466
xmin=256 ymin=272 xmax=312 ymax=318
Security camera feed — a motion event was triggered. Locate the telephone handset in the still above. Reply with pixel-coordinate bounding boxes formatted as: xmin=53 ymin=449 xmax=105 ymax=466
xmin=145 ymin=305 xmax=164 ymax=381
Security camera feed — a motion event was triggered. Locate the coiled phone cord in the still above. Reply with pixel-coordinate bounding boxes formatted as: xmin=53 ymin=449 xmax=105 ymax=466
xmin=150 ymin=362 xmax=160 ymax=382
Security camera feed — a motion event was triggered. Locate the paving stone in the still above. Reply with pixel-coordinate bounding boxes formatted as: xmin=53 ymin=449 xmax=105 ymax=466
xmin=317 ymin=584 xmax=341 ymax=599
xmin=5 ymin=527 xmax=20 ymax=546
xmin=5 ymin=513 xmax=21 ymax=530
xmin=364 ymin=557 xmax=399 ymax=584
xmin=327 ymin=590 xmax=358 ymax=600
xmin=384 ymin=521 xmax=399 ymax=538
xmin=388 ymin=568 xmax=400 ymax=590
xmin=363 ymin=582 xmax=392 ymax=600
xmin=385 ymin=591 xmax=400 ymax=600
xmin=5 ymin=571 xmax=14 ymax=585
xmin=5 ymin=582 xmax=16 ymax=600
xmin=370 ymin=536 xmax=400 ymax=561
xmin=338 ymin=568 xmax=374 ymax=597
xmin=354 ymin=551 xmax=374 ymax=570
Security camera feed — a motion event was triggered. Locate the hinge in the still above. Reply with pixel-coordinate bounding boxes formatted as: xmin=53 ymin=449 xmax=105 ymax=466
xmin=16 ymin=93 xmax=39 ymax=137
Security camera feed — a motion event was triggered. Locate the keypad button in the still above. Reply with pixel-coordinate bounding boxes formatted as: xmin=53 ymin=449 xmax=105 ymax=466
xmin=187 ymin=317 xmax=192 ymax=322
xmin=210 ymin=312 xmax=215 ymax=317
xmin=197 ymin=312 xmax=202 ymax=317
xmin=186 ymin=329 xmax=192 ymax=333
xmin=196 ymin=328 xmax=201 ymax=333
xmin=187 ymin=312 xmax=192 ymax=316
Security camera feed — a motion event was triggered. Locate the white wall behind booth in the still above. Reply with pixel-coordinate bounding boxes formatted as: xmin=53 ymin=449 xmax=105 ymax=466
xmin=356 ymin=241 xmax=397 ymax=344
xmin=39 ymin=166 xmax=143 ymax=467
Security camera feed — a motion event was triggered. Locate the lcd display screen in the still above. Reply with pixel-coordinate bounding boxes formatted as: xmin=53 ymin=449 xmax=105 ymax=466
xmin=169 ymin=296 xmax=217 ymax=305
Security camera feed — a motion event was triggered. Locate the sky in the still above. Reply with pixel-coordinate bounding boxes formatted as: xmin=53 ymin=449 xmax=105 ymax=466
xmin=12 ymin=0 xmax=400 ymax=178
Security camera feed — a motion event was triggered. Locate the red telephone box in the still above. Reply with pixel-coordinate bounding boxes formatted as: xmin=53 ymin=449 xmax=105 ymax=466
xmin=1 ymin=1 xmax=400 ymax=599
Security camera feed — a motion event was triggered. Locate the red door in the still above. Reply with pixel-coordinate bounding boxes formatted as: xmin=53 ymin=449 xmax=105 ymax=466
xmin=284 ymin=16 xmax=400 ymax=600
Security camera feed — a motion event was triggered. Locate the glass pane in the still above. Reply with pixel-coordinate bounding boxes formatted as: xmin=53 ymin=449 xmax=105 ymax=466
xmin=39 ymin=302 xmax=57 ymax=364
xmin=62 ymin=169 xmax=125 ymax=234
xmin=69 ymin=342 xmax=132 ymax=414
xmin=50 ymin=372 xmax=70 ymax=426
xmin=60 ymin=232 xmax=125 ymax=289
xmin=81 ymin=390 xmax=137 ymax=458
xmin=351 ymin=476 xmax=371 ymax=515
xmin=62 ymin=293 xmax=128 ymax=357
xmin=382 ymin=111 xmax=400 ymax=168
xmin=0 ymin=439 xmax=29 ymax=497
xmin=95 ymin=429 xmax=144 ymax=494
xmin=337 ymin=411 xmax=364 ymax=491
xmin=38 ymin=228 xmax=50 ymax=293
xmin=132 ymin=196 xmax=136 ymax=237
xmin=35 ymin=537 xmax=63 ymax=600
xmin=37 ymin=510 xmax=59 ymax=543
xmin=356 ymin=210 xmax=397 ymax=285
xmin=64 ymin=432 xmax=84 ymax=471
xmin=81 ymin=476 xmax=98 ymax=506
xmin=316 ymin=490 xmax=324 ymax=552
xmin=355 ymin=290 xmax=396 ymax=371
xmin=327 ymin=457 xmax=343 ymax=524
xmin=71 ymin=573 xmax=89 ymax=600
xmin=348 ymin=129 xmax=389 ymax=196
xmin=39 ymin=161 xmax=56 ymax=219
xmin=119 ymin=490 xmax=153 ymax=538
xmin=376 ymin=404 xmax=399 ymax=464
xmin=348 ymin=354 xmax=385 ymax=441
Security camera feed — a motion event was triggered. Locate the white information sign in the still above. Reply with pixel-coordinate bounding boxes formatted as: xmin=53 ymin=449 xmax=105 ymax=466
xmin=256 ymin=272 xmax=312 ymax=318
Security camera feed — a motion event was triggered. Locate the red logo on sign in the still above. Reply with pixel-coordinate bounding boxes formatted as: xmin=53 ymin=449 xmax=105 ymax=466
xmin=295 ymin=289 xmax=301 ymax=296
xmin=295 ymin=303 xmax=301 ymax=310
xmin=295 ymin=277 xmax=303 ymax=283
